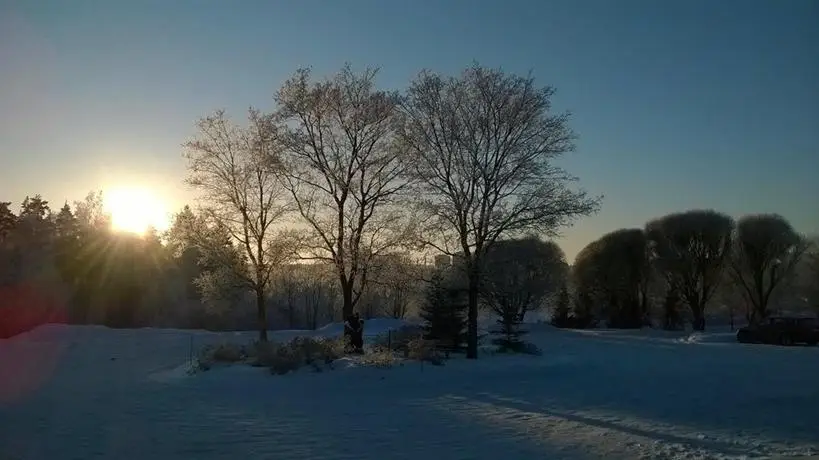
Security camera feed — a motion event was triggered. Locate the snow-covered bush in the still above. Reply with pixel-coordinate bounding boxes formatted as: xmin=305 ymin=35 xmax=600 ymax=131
xmin=371 ymin=325 xmax=424 ymax=353
xmin=407 ymin=337 xmax=444 ymax=365
xmin=199 ymin=342 xmax=246 ymax=366
xmin=359 ymin=346 xmax=397 ymax=368
xmin=251 ymin=336 xmax=348 ymax=375
xmin=265 ymin=347 xmax=302 ymax=375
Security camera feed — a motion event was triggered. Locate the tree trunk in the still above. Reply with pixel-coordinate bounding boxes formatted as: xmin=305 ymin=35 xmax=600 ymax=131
xmin=745 ymin=305 xmax=756 ymax=326
xmin=753 ymin=272 xmax=766 ymax=324
xmin=691 ymin=304 xmax=705 ymax=331
xmin=342 ymin=281 xmax=354 ymax=338
xmin=466 ymin=270 xmax=479 ymax=359
xmin=256 ymin=287 xmax=268 ymax=342
xmin=517 ymin=304 xmax=528 ymax=323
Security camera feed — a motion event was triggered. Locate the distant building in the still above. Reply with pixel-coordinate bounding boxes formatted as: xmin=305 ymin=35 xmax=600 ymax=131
xmin=433 ymin=254 xmax=451 ymax=269
xmin=452 ymin=251 xmax=467 ymax=268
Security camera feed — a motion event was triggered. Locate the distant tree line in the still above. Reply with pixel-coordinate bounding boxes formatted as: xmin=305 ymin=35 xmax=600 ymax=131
xmin=0 ymin=194 xmax=426 ymax=338
xmin=1 ymin=191 xmax=816 ymax=346
xmin=565 ymin=211 xmax=817 ymax=331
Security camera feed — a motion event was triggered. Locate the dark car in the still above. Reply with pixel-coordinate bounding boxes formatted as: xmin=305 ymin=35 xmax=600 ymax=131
xmin=737 ymin=316 xmax=819 ymax=346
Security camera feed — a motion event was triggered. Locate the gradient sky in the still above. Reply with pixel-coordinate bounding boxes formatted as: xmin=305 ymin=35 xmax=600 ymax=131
xmin=1 ymin=0 xmax=817 ymax=261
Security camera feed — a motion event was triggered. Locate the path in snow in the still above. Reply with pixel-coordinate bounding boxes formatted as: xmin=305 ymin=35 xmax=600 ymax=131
xmin=1 ymin=323 xmax=818 ymax=460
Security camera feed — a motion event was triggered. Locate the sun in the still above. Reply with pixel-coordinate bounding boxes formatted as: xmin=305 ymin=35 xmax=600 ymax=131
xmin=103 ymin=186 xmax=171 ymax=235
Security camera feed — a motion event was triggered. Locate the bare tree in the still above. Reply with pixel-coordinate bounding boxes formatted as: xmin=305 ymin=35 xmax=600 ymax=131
xmin=572 ymin=229 xmax=649 ymax=328
xmin=303 ymin=282 xmax=322 ymax=330
xmin=807 ymin=239 xmax=819 ymax=312
xmin=481 ymin=237 xmax=567 ymax=324
xmin=184 ymin=109 xmax=292 ymax=341
xmin=397 ymin=64 xmax=600 ymax=358
xmin=277 ymin=266 xmax=301 ymax=329
xmin=646 ymin=210 xmax=734 ymax=331
xmin=729 ymin=214 xmax=808 ymax=324
xmin=298 ymin=263 xmax=327 ymax=329
xmin=368 ymin=252 xmax=419 ymax=319
xmin=73 ymin=191 xmax=110 ymax=230
xmin=274 ymin=65 xmax=413 ymax=328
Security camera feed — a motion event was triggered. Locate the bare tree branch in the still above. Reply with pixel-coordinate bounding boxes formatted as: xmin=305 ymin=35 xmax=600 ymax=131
xmin=728 ymin=214 xmax=809 ymax=323
xmin=274 ymin=65 xmax=413 ymax=321
xmin=183 ymin=109 xmax=292 ymax=341
xmin=397 ymin=64 xmax=600 ymax=358
xmin=646 ymin=209 xmax=734 ymax=331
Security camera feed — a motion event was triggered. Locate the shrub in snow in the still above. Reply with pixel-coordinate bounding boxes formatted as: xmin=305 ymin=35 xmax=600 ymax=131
xmin=372 ymin=325 xmax=424 ymax=353
xmin=199 ymin=342 xmax=246 ymax=366
xmin=251 ymin=336 xmax=348 ymax=375
xmin=406 ymin=337 xmax=445 ymax=365
xmin=359 ymin=346 xmax=397 ymax=368
xmin=266 ymin=349 xmax=303 ymax=375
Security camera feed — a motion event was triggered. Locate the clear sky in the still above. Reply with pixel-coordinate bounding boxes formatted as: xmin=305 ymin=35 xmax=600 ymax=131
xmin=1 ymin=0 xmax=817 ymax=261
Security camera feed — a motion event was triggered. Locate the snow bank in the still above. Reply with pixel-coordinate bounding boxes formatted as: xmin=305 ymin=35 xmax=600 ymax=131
xmin=315 ymin=317 xmax=416 ymax=337
xmin=550 ymin=325 xmax=750 ymax=348
xmin=677 ymin=332 xmax=739 ymax=345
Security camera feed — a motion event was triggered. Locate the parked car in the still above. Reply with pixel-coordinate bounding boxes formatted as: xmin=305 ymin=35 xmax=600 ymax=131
xmin=736 ymin=316 xmax=819 ymax=346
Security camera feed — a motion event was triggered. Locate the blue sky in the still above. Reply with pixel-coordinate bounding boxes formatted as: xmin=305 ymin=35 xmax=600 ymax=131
xmin=1 ymin=0 xmax=817 ymax=260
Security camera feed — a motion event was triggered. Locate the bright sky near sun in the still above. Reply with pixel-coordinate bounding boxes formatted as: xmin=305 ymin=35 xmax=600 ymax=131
xmin=1 ymin=0 xmax=817 ymax=260
xmin=103 ymin=186 xmax=171 ymax=235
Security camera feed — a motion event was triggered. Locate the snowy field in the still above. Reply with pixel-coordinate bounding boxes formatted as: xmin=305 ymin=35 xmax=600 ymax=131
xmin=2 ymin=321 xmax=819 ymax=460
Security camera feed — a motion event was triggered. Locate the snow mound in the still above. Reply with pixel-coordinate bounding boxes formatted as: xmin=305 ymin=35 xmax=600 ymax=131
xmin=315 ymin=317 xmax=414 ymax=337
xmin=678 ymin=332 xmax=739 ymax=345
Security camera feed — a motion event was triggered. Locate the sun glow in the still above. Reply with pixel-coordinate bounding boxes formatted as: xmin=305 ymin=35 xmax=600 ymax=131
xmin=103 ymin=186 xmax=171 ymax=235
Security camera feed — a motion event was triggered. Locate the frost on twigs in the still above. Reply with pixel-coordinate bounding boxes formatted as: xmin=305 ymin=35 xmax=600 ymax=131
xmin=251 ymin=336 xmax=348 ymax=375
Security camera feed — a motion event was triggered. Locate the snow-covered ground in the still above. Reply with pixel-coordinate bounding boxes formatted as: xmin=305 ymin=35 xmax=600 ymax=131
xmin=2 ymin=322 xmax=818 ymax=460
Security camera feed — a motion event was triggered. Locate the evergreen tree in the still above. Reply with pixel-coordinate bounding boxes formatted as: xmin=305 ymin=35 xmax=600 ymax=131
xmin=0 ymin=202 xmax=17 ymax=285
xmin=17 ymin=195 xmax=53 ymax=242
xmin=53 ymin=204 xmax=80 ymax=272
xmin=0 ymin=202 xmax=15 ymax=242
xmin=420 ymin=270 xmax=467 ymax=351
xmin=489 ymin=297 xmax=531 ymax=353
xmin=52 ymin=203 xmax=83 ymax=321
